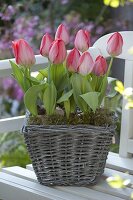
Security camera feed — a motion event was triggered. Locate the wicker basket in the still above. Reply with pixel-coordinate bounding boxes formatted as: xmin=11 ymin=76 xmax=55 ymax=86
xmin=22 ymin=116 xmax=115 ymax=186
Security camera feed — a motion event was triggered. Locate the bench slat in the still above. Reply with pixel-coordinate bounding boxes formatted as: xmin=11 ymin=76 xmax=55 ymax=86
xmin=2 ymin=166 xmax=132 ymax=200
xmin=0 ymin=172 xmax=89 ymax=200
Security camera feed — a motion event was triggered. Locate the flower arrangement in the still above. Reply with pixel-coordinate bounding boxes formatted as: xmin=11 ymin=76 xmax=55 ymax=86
xmin=10 ymin=24 xmax=124 ymax=186
xmin=10 ymin=24 xmax=123 ymax=124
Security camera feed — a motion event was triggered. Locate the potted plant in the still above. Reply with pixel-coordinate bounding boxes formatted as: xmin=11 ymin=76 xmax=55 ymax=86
xmin=10 ymin=24 xmax=123 ymax=186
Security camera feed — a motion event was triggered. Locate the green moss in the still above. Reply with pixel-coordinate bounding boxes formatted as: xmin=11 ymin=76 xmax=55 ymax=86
xmin=28 ymin=108 xmax=115 ymax=127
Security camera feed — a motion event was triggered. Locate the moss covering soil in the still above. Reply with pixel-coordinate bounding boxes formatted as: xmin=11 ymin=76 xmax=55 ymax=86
xmin=28 ymin=108 xmax=115 ymax=127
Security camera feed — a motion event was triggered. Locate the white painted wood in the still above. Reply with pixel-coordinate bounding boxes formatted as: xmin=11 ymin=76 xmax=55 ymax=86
xmin=93 ymin=31 xmax=133 ymax=61
xmin=0 ymin=172 xmax=89 ymax=200
xmin=119 ymin=60 xmax=133 ymax=157
xmin=106 ymin=152 xmax=133 ymax=174
xmin=0 ymin=55 xmax=48 ymax=77
xmin=127 ymin=139 xmax=133 ymax=154
xmin=0 ymin=115 xmax=24 ymax=133
xmin=2 ymin=166 xmax=128 ymax=200
xmin=2 ymin=166 xmax=37 ymax=181
xmin=0 ymin=179 xmax=54 ymax=200
xmin=89 ymin=178 xmax=132 ymax=200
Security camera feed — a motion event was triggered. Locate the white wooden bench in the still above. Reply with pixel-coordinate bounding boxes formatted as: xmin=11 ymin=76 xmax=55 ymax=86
xmin=0 ymin=31 xmax=133 ymax=200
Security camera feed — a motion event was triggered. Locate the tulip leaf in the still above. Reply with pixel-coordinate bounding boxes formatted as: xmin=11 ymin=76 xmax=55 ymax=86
xmin=57 ymin=89 xmax=73 ymax=103
xmin=80 ymin=92 xmax=100 ymax=112
xmin=107 ymin=77 xmax=117 ymax=98
xmin=50 ymin=64 xmax=66 ymax=89
xmin=24 ymin=84 xmax=47 ymax=115
xmin=10 ymin=60 xmax=25 ymax=91
xmin=43 ymin=81 xmax=57 ymax=115
xmin=104 ymin=94 xmax=121 ymax=111
xmin=26 ymin=76 xmax=41 ymax=85
xmin=71 ymin=73 xmax=92 ymax=112
xmin=64 ymin=100 xmax=71 ymax=119
xmin=36 ymin=67 xmax=48 ymax=78
xmin=98 ymin=76 xmax=108 ymax=105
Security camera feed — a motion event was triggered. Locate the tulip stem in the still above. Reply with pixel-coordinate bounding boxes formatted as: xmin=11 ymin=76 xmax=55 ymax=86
xmin=48 ymin=61 xmax=51 ymax=84
xmin=107 ymin=57 xmax=114 ymax=77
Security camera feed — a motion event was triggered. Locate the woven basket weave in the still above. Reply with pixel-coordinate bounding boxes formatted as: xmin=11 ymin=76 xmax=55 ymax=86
xmin=22 ymin=115 xmax=115 ymax=186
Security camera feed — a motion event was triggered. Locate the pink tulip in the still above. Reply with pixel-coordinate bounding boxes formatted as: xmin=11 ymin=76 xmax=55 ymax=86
xmin=78 ymin=52 xmax=94 ymax=75
xmin=40 ymin=33 xmax=53 ymax=57
xmin=12 ymin=39 xmax=35 ymax=67
xmin=49 ymin=39 xmax=67 ymax=64
xmin=55 ymin=24 xmax=70 ymax=45
xmin=74 ymin=30 xmax=90 ymax=52
xmin=66 ymin=48 xmax=80 ymax=72
xmin=93 ymin=56 xmax=107 ymax=76
xmin=107 ymin=32 xmax=123 ymax=56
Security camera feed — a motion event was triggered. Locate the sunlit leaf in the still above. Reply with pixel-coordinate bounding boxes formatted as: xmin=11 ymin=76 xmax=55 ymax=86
xmin=43 ymin=81 xmax=57 ymax=115
xmin=57 ymin=90 xmax=73 ymax=103
xmin=80 ymin=92 xmax=100 ymax=112
xmin=24 ymin=84 xmax=47 ymax=115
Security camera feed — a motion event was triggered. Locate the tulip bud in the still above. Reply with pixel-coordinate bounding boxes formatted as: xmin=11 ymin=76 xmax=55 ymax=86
xmin=49 ymin=39 xmax=67 ymax=64
xmin=93 ymin=56 xmax=107 ymax=76
xmin=107 ymin=32 xmax=123 ymax=57
xmin=12 ymin=39 xmax=36 ymax=67
xmin=40 ymin=33 xmax=53 ymax=57
xmin=55 ymin=24 xmax=70 ymax=45
xmin=78 ymin=52 xmax=94 ymax=75
xmin=66 ymin=48 xmax=80 ymax=72
xmin=74 ymin=30 xmax=90 ymax=52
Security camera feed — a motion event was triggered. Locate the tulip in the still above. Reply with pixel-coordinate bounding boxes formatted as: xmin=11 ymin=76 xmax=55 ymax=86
xmin=107 ymin=32 xmax=123 ymax=57
xmin=74 ymin=30 xmax=90 ymax=52
xmin=40 ymin=33 xmax=53 ymax=57
xmin=78 ymin=52 xmax=94 ymax=75
xmin=49 ymin=39 xmax=67 ymax=64
xmin=66 ymin=48 xmax=80 ymax=72
xmin=55 ymin=24 xmax=70 ymax=45
xmin=12 ymin=39 xmax=35 ymax=67
xmin=93 ymin=56 xmax=107 ymax=76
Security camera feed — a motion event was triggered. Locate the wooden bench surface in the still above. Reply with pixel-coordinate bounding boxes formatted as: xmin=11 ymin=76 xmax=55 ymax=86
xmin=0 ymin=152 xmax=133 ymax=200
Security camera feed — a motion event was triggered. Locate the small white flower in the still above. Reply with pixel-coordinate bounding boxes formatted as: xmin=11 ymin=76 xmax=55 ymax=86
xmin=123 ymin=87 xmax=133 ymax=97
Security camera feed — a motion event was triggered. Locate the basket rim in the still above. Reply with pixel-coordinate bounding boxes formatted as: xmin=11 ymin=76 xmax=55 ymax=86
xmin=22 ymin=111 xmax=116 ymax=134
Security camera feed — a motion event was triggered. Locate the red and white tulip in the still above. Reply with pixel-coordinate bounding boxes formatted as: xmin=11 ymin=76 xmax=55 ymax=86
xmin=40 ymin=33 xmax=53 ymax=57
xmin=55 ymin=24 xmax=70 ymax=45
xmin=49 ymin=39 xmax=67 ymax=64
xmin=66 ymin=48 xmax=80 ymax=72
xmin=12 ymin=39 xmax=36 ymax=67
xmin=74 ymin=30 xmax=90 ymax=52
xmin=107 ymin=32 xmax=123 ymax=57
xmin=93 ymin=56 xmax=107 ymax=76
xmin=78 ymin=52 xmax=94 ymax=75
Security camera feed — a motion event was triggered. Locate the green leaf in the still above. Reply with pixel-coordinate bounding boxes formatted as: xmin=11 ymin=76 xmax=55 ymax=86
xmin=50 ymin=64 xmax=66 ymax=89
xmin=10 ymin=60 xmax=25 ymax=91
xmin=57 ymin=89 xmax=73 ymax=103
xmin=104 ymin=94 xmax=121 ymax=111
xmin=98 ymin=75 xmax=108 ymax=105
xmin=43 ymin=82 xmax=57 ymax=115
xmin=39 ymin=68 xmax=48 ymax=77
xmin=26 ymin=76 xmax=40 ymax=85
xmin=80 ymin=92 xmax=100 ymax=112
xmin=71 ymin=73 xmax=92 ymax=112
xmin=107 ymin=77 xmax=117 ymax=98
xmin=64 ymin=100 xmax=71 ymax=119
xmin=24 ymin=84 xmax=47 ymax=115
